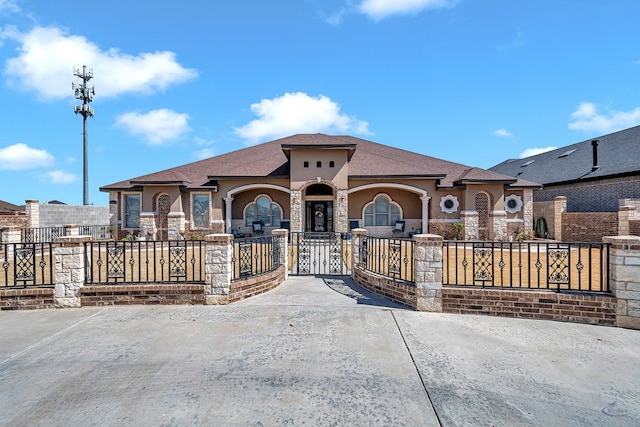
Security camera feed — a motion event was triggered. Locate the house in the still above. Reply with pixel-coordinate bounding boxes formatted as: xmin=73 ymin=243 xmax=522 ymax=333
xmin=489 ymin=125 xmax=640 ymax=212
xmin=101 ymin=134 xmax=539 ymax=241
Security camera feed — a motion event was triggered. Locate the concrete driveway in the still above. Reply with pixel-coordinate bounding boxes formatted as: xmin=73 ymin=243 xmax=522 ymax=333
xmin=1 ymin=276 xmax=639 ymax=426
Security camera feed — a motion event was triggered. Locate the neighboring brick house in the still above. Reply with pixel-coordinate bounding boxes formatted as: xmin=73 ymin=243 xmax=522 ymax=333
xmin=101 ymin=134 xmax=539 ymax=240
xmin=489 ymin=125 xmax=640 ymax=213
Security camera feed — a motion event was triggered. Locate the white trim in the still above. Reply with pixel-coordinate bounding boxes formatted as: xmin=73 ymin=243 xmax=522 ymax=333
xmin=243 ymin=194 xmax=284 ymax=227
xmin=362 ymin=193 xmax=403 ymax=227
xmin=505 ymin=194 xmax=523 ymax=213
xmin=348 ymin=182 xmax=427 ymax=197
xmin=440 ymin=194 xmax=459 ymax=213
xmin=227 ymin=183 xmax=291 ymax=199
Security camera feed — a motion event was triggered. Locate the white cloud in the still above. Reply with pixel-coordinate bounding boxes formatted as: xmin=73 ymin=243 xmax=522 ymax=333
xmin=0 ymin=143 xmax=54 ymax=169
xmin=235 ymin=92 xmax=371 ymax=144
xmin=493 ymin=128 xmax=513 ymax=137
xmin=4 ymin=26 xmax=197 ymax=100
xmin=194 ymin=148 xmax=215 ymax=160
xmin=44 ymin=170 xmax=77 ymax=184
xmin=569 ymin=102 xmax=640 ymax=134
xmin=0 ymin=0 xmax=19 ymax=13
xmin=115 ymin=109 xmax=190 ymax=145
xmin=519 ymin=147 xmax=556 ymax=158
xmin=358 ymin=0 xmax=460 ymax=20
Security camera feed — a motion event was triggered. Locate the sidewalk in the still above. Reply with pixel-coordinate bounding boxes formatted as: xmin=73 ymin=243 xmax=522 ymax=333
xmin=1 ymin=276 xmax=639 ymax=426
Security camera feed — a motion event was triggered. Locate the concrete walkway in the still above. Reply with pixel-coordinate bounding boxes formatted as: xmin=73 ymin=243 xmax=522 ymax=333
xmin=1 ymin=277 xmax=639 ymax=426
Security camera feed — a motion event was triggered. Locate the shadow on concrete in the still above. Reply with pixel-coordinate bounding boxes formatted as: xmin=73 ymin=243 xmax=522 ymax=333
xmin=320 ymin=276 xmax=411 ymax=310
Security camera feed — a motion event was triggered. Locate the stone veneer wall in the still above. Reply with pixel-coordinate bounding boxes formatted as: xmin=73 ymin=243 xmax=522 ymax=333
xmin=604 ymin=236 xmax=640 ymax=329
xmin=442 ymin=287 xmax=616 ymax=326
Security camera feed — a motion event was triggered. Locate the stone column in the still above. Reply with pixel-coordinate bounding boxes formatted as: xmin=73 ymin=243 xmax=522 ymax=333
xmin=224 ymin=197 xmax=233 ymax=233
xmin=336 ymin=190 xmax=349 ymax=233
xmin=139 ymin=212 xmax=157 ymax=240
xmin=420 ymin=196 xmax=431 ymax=233
xmin=490 ymin=210 xmax=507 ymax=241
xmin=603 ymin=236 xmax=640 ymax=329
xmin=1 ymin=227 xmax=22 ymax=258
xmin=460 ymin=210 xmax=478 ymax=240
xmin=554 ymin=196 xmax=566 ymax=241
xmin=350 ymin=228 xmax=368 ymax=273
xmin=54 ymin=235 xmax=92 ymax=308
xmin=523 ymin=190 xmax=534 ymax=234
xmin=272 ymin=229 xmax=289 ymax=279
xmin=204 ymin=233 xmax=233 ymax=305
xmin=618 ymin=205 xmax=636 ymax=236
xmin=414 ymin=234 xmax=443 ymax=312
xmin=168 ymin=212 xmax=186 ymax=240
xmin=290 ymin=190 xmax=303 ymax=233
xmin=64 ymin=224 xmax=80 ymax=237
xmin=25 ymin=199 xmax=39 ymax=228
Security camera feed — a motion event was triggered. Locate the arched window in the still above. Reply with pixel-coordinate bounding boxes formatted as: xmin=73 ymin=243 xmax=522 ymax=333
xmin=244 ymin=195 xmax=282 ymax=227
xmin=363 ymin=194 xmax=401 ymax=226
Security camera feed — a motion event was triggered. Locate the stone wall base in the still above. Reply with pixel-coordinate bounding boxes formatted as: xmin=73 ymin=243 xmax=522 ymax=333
xmin=443 ymin=287 xmax=616 ymax=326
xmin=0 ymin=288 xmax=55 ymax=310
xmin=353 ymin=267 xmax=416 ymax=308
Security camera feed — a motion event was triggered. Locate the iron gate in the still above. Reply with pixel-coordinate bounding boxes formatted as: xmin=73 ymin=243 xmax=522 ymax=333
xmin=289 ymin=232 xmax=351 ymax=276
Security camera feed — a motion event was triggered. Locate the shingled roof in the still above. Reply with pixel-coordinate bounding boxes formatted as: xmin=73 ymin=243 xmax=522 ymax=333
xmin=101 ymin=134 xmax=533 ymax=192
xmin=489 ymin=125 xmax=640 ymax=186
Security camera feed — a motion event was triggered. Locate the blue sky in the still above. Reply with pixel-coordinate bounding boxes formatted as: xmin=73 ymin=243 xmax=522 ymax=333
xmin=1 ymin=0 xmax=639 ymax=206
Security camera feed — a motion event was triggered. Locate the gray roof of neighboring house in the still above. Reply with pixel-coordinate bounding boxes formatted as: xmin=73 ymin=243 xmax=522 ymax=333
xmin=0 ymin=200 xmax=25 ymax=214
xmin=489 ymin=125 xmax=640 ymax=186
xmin=101 ymin=134 xmax=538 ymax=192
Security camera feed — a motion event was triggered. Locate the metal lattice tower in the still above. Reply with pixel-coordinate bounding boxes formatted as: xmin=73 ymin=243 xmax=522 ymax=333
xmin=72 ymin=65 xmax=95 ymax=205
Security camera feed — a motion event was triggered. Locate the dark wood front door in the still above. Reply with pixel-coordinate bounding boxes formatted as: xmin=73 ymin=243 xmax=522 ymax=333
xmin=305 ymin=201 xmax=333 ymax=232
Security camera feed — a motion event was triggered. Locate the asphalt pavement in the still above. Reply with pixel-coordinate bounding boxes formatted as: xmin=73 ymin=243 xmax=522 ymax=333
xmin=1 ymin=276 xmax=639 ymax=426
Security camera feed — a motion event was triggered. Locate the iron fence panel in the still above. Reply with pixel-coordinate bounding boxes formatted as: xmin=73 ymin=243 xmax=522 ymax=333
xmin=1 ymin=242 xmax=54 ymax=287
xmin=358 ymin=236 xmax=414 ymax=283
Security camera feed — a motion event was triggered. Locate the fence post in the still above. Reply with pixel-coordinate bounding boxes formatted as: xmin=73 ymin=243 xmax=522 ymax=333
xmin=350 ymin=228 xmax=368 ymax=277
xmin=271 ymin=229 xmax=289 ymax=279
xmin=204 ymin=233 xmax=233 ymax=305
xmin=1 ymin=227 xmax=21 ymax=258
xmin=54 ymin=235 xmax=91 ymax=308
xmin=603 ymin=236 xmax=640 ymax=329
xmin=64 ymin=224 xmax=80 ymax=237
xmin=414 ymin=234 xmax=443 ymax=312
xmin=554 ymin=196 xmax=566 ymax=241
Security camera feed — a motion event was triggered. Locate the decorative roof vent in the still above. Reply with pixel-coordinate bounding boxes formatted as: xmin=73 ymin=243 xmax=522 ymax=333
xmin=591 ymin=139 xmax=600 ymax=171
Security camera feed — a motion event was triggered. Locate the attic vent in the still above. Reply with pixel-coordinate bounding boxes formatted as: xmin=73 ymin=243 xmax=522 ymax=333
xmin=521 ymin=160 xmax=535 ymax=167
xmin=558 ymin=149 xmax=577 ymax=158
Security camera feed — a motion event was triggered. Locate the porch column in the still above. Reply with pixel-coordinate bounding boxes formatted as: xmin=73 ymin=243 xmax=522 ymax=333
xmin=460 ymin=210 xmax=478 ymax=240
xmin=140 ymin=212 xmax=157 ymax=240
xmin=167 ymin=212 xmax=185 ymax=240
xmin=523 ymin=190 xmax=534 ymax=234
xmin=336 ymin=190 xmax=349 ymax=233
xmin=490 ymin=210 xmax=507 ymax=241
xmin=224 ymin=197 xmax=233 ymax=233
xmin=290 ymin=190 xmax=303 ymax=233
xmin=420 ymin=196 xmax=430 ymax=233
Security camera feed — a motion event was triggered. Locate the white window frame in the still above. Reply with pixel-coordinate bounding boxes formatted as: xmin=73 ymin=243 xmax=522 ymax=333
xmin=440 ymin=195 xmax=460 ymax=214
xmin=243 ymin=194 xmax=283 ymax=227
xmin=122 ymin=192 xmax=142 ymax=229
xmin=362 ymin=193 xmax=402 ymax=227
xmin=505 ymin=194 xmax=523 ymax=214
xmin=191 ymin=192 xmax=212 ymax=230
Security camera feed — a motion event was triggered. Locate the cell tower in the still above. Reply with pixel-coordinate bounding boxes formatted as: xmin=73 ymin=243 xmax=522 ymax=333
xmin=72 ymin=65 xmax=95 ymax=205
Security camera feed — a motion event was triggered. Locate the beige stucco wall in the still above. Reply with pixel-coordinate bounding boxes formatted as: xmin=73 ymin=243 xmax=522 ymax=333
xmin=289 ymin=149 xmax=349 ymax=190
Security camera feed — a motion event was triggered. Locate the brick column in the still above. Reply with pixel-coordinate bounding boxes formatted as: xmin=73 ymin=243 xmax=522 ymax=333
xmin=204 ymin=234 xmax=233 ymax=305
xmin=25 ymin=199 xmax=39 ymax=228
xmin=414 ymin=234 xmax=443 ymax=312
xmin=271 ymin=229 xmax=289 ymax=279
xmin=554 ymin=196 xmax=566 ymax=241
xmin=603 ymin=236 xmax=640 ymax=329
xmin=54 ymin=235 xmax=92 ymax=308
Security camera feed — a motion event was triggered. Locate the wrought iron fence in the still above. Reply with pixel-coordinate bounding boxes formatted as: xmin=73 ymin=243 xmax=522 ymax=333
xmin=288 ymin=232 xmax=351 ymax=276
xmin=22 ymin=227 xmax=65 ymax=243
xmin=85 ymin=240 xmax=205 ymax=284
xmin=232 ymin=235 xmax=281 ymax=281
xmin=443 ymin=241 xmax=610 ymax=293
xmin=79 ymin=225 xmax=112 ymax=241
xmin=359 ymin=236 xmax=414 ymax=282
xmin=0 ymin=242 xmax=55 ymax=287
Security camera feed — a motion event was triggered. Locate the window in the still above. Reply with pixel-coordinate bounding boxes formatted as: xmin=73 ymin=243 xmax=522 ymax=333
xmin=504 ymin=194 xmax=523 ymax=213
xmin=304 ymin=161 xmax=309 ymax=168
xmin=329 ymin=161 xmax=335 ymax=168
xmin=124 ymin=194 xmax=140 ymax=228
xmin=317 ymin=161 xmax=322 ymax=168
xmin=245 ymin=195 xmax=282 ymax=227
xmin=192 ymin=193 xmax=210 ymax=229
xmin=364 ymin=194 xmax=401 ymax=226
xmin=440 ymin=195 xmax=459 ymax=214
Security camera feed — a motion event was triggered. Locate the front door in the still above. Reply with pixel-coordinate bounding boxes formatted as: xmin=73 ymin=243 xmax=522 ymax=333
xmin=305 ymin=201 xmax=333 ymax=232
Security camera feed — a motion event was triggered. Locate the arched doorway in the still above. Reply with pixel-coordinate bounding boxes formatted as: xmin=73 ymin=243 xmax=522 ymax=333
xmin=304 ymin=183 xmax=334 ymax=232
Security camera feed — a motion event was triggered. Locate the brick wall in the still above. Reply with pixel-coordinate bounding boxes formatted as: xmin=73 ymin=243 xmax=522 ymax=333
xmin=630 ymin=220 xmax=640 ymax=236
xmin=354 ymin=267 xmax=416 ymax=308
xmin=1 ymin=288 xmax=55 ymax=310
xmin=80 ymin=284 xmax=206 ymax=306
xmin=443 ymin=287 xmax=616 ymax=326
xmin=562 ymin=212 xmax=618 ymax=242
xmin=0 ymin=214 xmax=28 ymax=230
xmin=229 ymin=266 xmax=286 ymax=303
